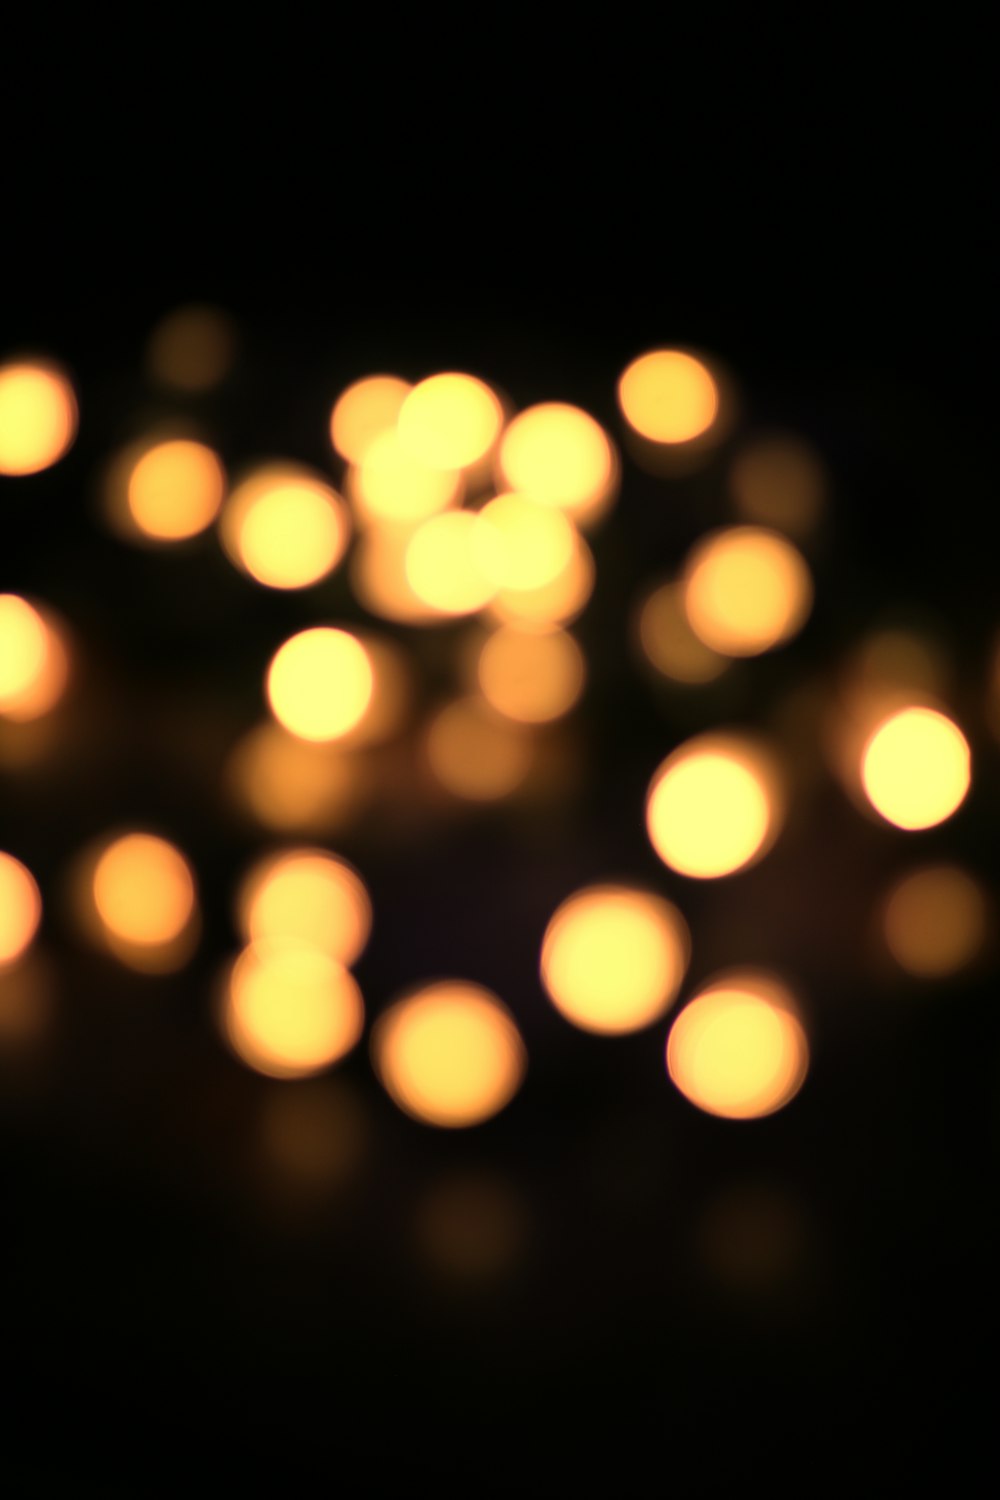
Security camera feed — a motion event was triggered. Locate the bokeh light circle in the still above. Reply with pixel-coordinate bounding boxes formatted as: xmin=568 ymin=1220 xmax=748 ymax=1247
xmin=860 ymin=707 xmax=970 ymax=830
xmin=646 ymin=735 xmax=781 ymax=878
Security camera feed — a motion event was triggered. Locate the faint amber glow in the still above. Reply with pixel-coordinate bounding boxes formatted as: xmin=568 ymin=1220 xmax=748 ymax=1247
xmin=646 ymin=734 xmax=781 ymax=878
xmin=259 ymin=1080 xmax=368 ymax=1189
xmin=347 ymin=428 xmax=462 ymax=526
xmin=416 ymin=1172 xmax=529 ymax=1279
xmin=683 ymin=526 xmax=812 ymax=656
xmin=125 ymin=439 xmax=226 ymax=541
xmin=0 ymin=852 xmax=42 ymax=967
xmin=404 ymin=512 xmax=497 ymax=615
xmin=338 ymin=634 xmax=412 ymax=747
xmin=540 ymin=885 xmax=689 ymax=1034
xmin=698 ymin=1184 xmax=809 ymax=1291
xmin=486 ymin=529 xmax=596 ymax=627
xmin=145 ymin=305 xmax=236 ymax=392
xmin=372 ymin=981 xmax=526 ymax=1127
xmin=220 ymin=465 xmax=349 ymax=588
xmin=0 ymin=595 xmax=70 ymax=720
xmin=477 ymin=625 xmax=585 ymax=723
xmin=227 ymin=723 xmax=370 ymax=833
xmin=330 ymin=375 xmax=411 ymax=464
xmin=860 ymin=707 xmax=970 ymax=830
xmin=637 ymin=580 xmax=728 ymax=685
xmin=883 ymin=865 xmax=987 ymax=977
xmin=237 ymin=849 xmax=371 ymax=966
xmin=667 ymin=974 xmax=808 ymax=1119
xmin=474 ymin=494 xmax=576 ymax=592
xmin=617 ymin=349 xmax=718 ymax=443
xmin=0 ymin=956 xmax=53 ymax=1049
xmin=426 ymin=697 xmax=534 ymax=801
xmin=497 ymin=403 xmax=617 ymax=524
xmin=350 ymin=527 xmax=443 ymax=624
xmin=397 ymin=373 xmax=504 ymax=470
xmin=0 ymin=360 xmax=77 ymax=475
xmin=224 ymin=943 xmax=364 ymax=1079
xmin=92 ymin=834 xmax=196 ymax=947
xmin=266 ymin=627 xmax=374 ymax=742
xmin=730 ymin=434 xmax=827 ymax=536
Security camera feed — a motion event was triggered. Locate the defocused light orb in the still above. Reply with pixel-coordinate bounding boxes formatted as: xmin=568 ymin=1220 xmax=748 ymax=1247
xmin=350 ymin=527 xmax=443 ymax=624
xmin=477 ymin=624 xmax=585 ymax=723
xmin=127 ymin=439 xmax=226 ymax=541
xmin=220 ymin=465 xmax=349 ymax=588
xmin=667 ymin=975 xmax=808 ymax=1119
xmin=883 ymin=864 xmax=987 ymax=978
xmin=0 ymin=595 xmax=69 ymax=720
xmin=540 ymin=885 xmax=689 ymax=1034
xmin=347 ymin=429 xmax=461 ymax=526
xmin=486 ymin=530 xmax=596 ymax=626
xmin=405 ymin=512 xmax=497 ymax=615
xmin=372 ymin=981 xmax=526 ymax=1127
xmin=92 ymin=834 xmax=196 ymax=947
xmin=0 ymin=360 xmax=77 ymax=475
xmin=415 ymin=1172 xmax=530 ymax=1279
xmin=683 ymin=527 xmax=812 ymax=656
xmin=860 ymin=707 xmax=970 ymax=830
xmin=145 ymin=305 xmax=236 ymax=392
xmin=259 ymin=1079 xmax=368 ymax=1189
xmin=730 ymin=434 xmax=827 ymax=536
xmin=637 ymin=580 xmax=728 ymax=685
xmin=0 ymin=852 xmax=42 ymax=968
xmin=225 ymin=943 xmax=364 ymax=1079
xmin=237 ymin=849 xmax=371 ymax=966
xmin=646 ymin=735 xmax=781 ymax=878
xmin=227 ymin=723 xmax=369 ymax=833
xmin=617 ymin=349 xmax=718 ymax=444
xmin=330 ymin=375 xmax=410 ymax=465
xmin=266 ymin=628 xmax=374 ymax=743
xmin=497 ymin=402 xmax=617 ymax=524
xmin=426 ymin=697 xmax=534 ymax=801
xmin=398 ymin=373 xmax=503 ymax=470
xmin=474 ymin=494 xmax=576 ymax=592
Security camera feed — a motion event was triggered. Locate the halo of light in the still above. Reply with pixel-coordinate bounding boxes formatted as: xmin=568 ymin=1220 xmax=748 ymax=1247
xmin=883 ymin=864 xmax=988 ymax=977
xmin=425 ymin=697 xmax=535 ymax=801
xmin=404 ymin=512 xmax=497 ymax=615
xmin=266 ymin=628 xmax=374 ymax=743
xmin=347 ymin=428 xmax=462 ymax=526
xmin=729 ymin=434 xmax=827 ymax=536
xmin=236 ymin=849 xmax=372 ymax=966
xmin=496 ymin=402 xmax=617 ymax=524
xmin=617 ymin=349 xmax=718 ymax=443
xmin=636 ymin=579 xmax=729 ymax=684
xmin=220 ymin=464 xmax=350 ymax=588
xmin=125 ymin=438 xmax=226 ymax=541
xmin=683 ymin=526 xmax=812 ymax=656
xmin=92 ymin=833 xmax=196 ymax=947
xmin=224 ymin=943 xmax=364 ymax=1079
xmin=145 ymin=305 xmax=236 ymax=392
xmin=477 ymin=624 xmax=586 ymax=723
xmin=0 ymin=595 xmax=70 ymax=720
xmin=0 ymin=852 xmax=42 ymax=968
xmin=540 ymin=885 xmax=689 ymax=1034
xmin=0 ymin=360 xmax=78 ymax=475
xmin=667 ymin=974 xmax=808 ymax=1119
xmin=397 ymin=373 xmax=504 ymax=470
xmin=330 ymin=375 xmax=411 ymax=464
xmin=860 ymin=707 xmax=970 ymax=830
xmin=372 ymin=981 xmax=526 ymax=1127
xmin=646 ymin=734 xmax=781 ymax=878
xmin=486 ymin=529 xmax=596 ymax=627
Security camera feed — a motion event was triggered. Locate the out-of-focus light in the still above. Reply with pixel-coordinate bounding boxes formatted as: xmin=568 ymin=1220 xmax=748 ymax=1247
xmin=667 ymin=973 xmax=809 ymax=1119
xmin=729 ymin=434 xmax=827 ymax=537
xmin=145 ymin=305 xmax=236 ymax=392
xmin=683 ymin=526 xmax=812 ymax=656
xmin=347 ymin=429 xmax=461 ymax=526
xmin=540 ymin=884 xmax=689 ymax=1034
xmin=237 ymin=849 xmax=371 ymax=966
xmin=259 ymin=1079 xmax=368 ymax=1190
xmin=0 ymin=360 xmax=77 ymax=475
xmin=0 ymin=955 xmax=53 ymax=1051
xmin=227 ymin=724 xmax=370 ymax=833
xmin=425 ymin=697 xmax=534 ymax=801
xmin=350 ymin=527 xmax=444 ymax=625
xmin=330 ymin=375 xmax=411 ymax=465
xmin=636 ymin=579 xmax=728 ymax=685
xmin=372 ymin=980 xmax=526 ymax=1127
xmin=496 ymin=402 xmax=617 ymax=525
xmin=646 ymin=734 xmax=781 ymax=878
xmin=0 ymin=595 xmax=69 ymax=720
xmin=397 ymin=373 xmax=504 ymax=470
xmin=404 ymin=512 xmax=497 ymax=616
xmin=0 ymin=852 xmax=42 ymax=968
xmin=477 ymin=624 xmax=585 ymax=723
xmin=126 ymin=439 xmax=226 ymax=541
xmin=697 ymin=1183 xmax=810 ymax=1293
xmin=224 ymin=943 xmax=364 ymax=1079
xmin=617 ymin=349 xmax=718 ymax=443
xmin=860 ymin=707 xmax=970 ymax=830
xmin=486 ymin=529 xmax=596 ymax=627
xmin=415 ymin=1172 xmax=530 ymax=1280
xmin=266 ymin=627 xmax=374 ymax=743
xmin=92 ymin=833 xmax=196 ymax=949
xmin=220 ymin=464 xmax=350 ymax=589
xmin=883 ymin=864 xmax=988 ymax=978
xmin=474 ymin=494 xmax=576 ymax=592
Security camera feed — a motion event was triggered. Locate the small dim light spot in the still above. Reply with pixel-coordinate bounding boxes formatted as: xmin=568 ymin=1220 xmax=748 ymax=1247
xmin=617 ymin=349 xmax=718 ymax=444
xmin=372 ymin=981 xmax=526 ymax=1127
xmin=220 ymin=465 xmax=350 ymax=588
xmin=415 ymin=1172 xmax=530 ymax=1280
xmin=540 ymin=885 xmax=689 ymax=1034
xmin=426 ymin=697 xmax=535 ymax=802
xmin=477 ymin=624 xmax=585 ymax=723
xmin=397 ymin=373 xmax=504 ymax=470
xmin=860 ymin=707 xmax=970 ymax=830
xmin=347 ymin=429 xmax=462 ymax=526
xmin=224 ymin=943 xmax=364 ymax=1079
xmin=0 ymin=851 xmax=42 ymax=968
xmin=883 ymin=865 xmax=988 ymax=978
xmin=683 ymin=527 xmax=812 ymax=657
xmin=667 ymin=975 xmax=809 ymax=1119
xmin=646 ymin=734 xmax=781 ymax=878
xmin=146 ymin=305 xmax=236 ymax=393
xmin=0 ymin=595 xmax=69 ymax=720
xmin=227 ymin=724 xmax=370 ymax=833
xmin=330 ymin=375 xmax=411 ymax=465
xmin=92 ymin=834 xmax=196 ymax=948
xmin=729 ymin=434 xmax=827 ymax=536
xmin=497 ymin=403 xmax=617 ymax=524
xmin=237 ymin=849 xmax=372 ymax=967
xmin=127 ymin=439 xmax=226 ymax=541
xmin=0 ymin=360 xmax=78 ymax=475
xmin=637 ymin=580 xmax=729 ymax=685
xmin=266 ymin=628 xmax=374 ymax=743
xmin=404 ymin=512 xmax=497 ymax=616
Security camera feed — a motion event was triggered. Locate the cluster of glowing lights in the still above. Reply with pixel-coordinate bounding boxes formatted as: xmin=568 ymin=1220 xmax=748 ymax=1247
xmin=617 ymin=349 xmax=719 ymax=444
xmin=646 ymin=735 xmax=781 ymax=878
xmin=860 ymin=707 xmax=970 ymax=830
xmin=220 ymin=466 xmax=350 ymax=588
xmin=666 ymin=975 xmax=809 ymax=1119
xmin=126 ymin=438 xmax=226 ymax=542
xmin=0 ymin=360 xmax=77 ymax=475
xmin=683 ymin=526 xmax=813 ymax=657
xmin=0 ymin=594 xmax=69 ymax=720
xmin=883 ymin=865 xmax=987 ymax=978
xmin=0 ymin=852 xmax=42 ymax=968
xmin=266 ymin=627 xmax=374 ymax=743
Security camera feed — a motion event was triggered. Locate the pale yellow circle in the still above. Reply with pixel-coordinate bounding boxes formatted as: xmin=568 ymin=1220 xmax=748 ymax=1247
xmin=127 ymin=439 xmax=226 ymax=541
xmin=861 ymin=707 xmax=970 ymax=830
xmin=397 ymin=373 xmax=503 ymax=470
xmin=0 ymin=361 xmax=77 ymax=475
xmin=225 ymin=943 xmax=364 ymax=1079
xmin=92 ymin=834 xmax=196 ymax=946
xmin=474 ymin=494 xmax=577 ymax=592
xmin=683 ymin=527 xmax=812 ymax=656
xmin=617 ymin=350 xmax=718 ymax=444
xmin=348 ymin=428 xmax=461 ymax=526
xmin=266 ymin=628 xmax=374 ymax=743
xmin=404 ymin=512 xmax=497 ymax=615
xmin=477 ymin=625 xmax=585 ymax=723
xmin=486 ymin=530 xmax=596 ymax=627
xmin=667 ymin=979 xmax=808 ymax=1119
xmin=883 ymin=865 xmax=987 ymax=977
xmin=220 ymin=466 xmax=349 ymax=588
xmin=0 ymin=851 xmax=42 ymax=967
xmin=646 ymin=736 xmax=779 ymax=878
xmin=236 ymin=849 xmax=371 ymax=966
xmin=497 ymin=402 xmax=616 ymax=522
xmin=330 ymin=375 xmax=411 ymax=464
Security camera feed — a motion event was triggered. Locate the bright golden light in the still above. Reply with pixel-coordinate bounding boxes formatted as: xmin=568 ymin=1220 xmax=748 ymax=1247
xmin=486 ymin=529 xmax=596 ymax=627
xmin=474 ymin=494 xmax=576 ymax=592
xmin=883 ymin=864 xmax=987 ymax=978
xmin=145 ymin=305 xmax=236 ymax=392
xmin=350 ymin=527 xmax=444 ymax=624
xmin=0 ymin=360 xmax=77 ymax=475
xmin=540 ymin=885 xmax=689 ymax=1034
xmin=404 ymin=512 xmax=497 ymax=615
xmin=729 ymin=434 xmax=826 ymax=536
xmin=266 ymin=627 xmax=374 ymax=743
xmin=330 ymin=375 xmax=410 ymax=464
xmin=397 ymin=373 xmax=504 ymax=470
xmin=236 ymin=849 xmax=371 ymax=966
xmin=637 ymin=580 xmax=728 ymax=684
xmin=617 ymin=349 xmax=718 ymax=444
xmin=126 ymin=439 xmax=226 ymax=541
xmin=667 ymin=974 xmax=808 ymax=1119
xmin=347 ymin=428 xmax=461 ymax=526
xmin=372 ymin=981 xmax=526 ymax=1127
xmin=860 ymin=707 xmax=970 ymax=830
xmin=227 ymin=723 xmax=370 ymax=833
xmin=497 ymin=402 xmax=617 ymax=524
xmin=0 ymin=595 xmax=69 ymax=720
xmin=0 ymin=852 xmax=42 ymax=968
xmin=92 ymin=834 xmax=196 ymax=947
xmin=220 ymin=465 xmax=350 ymax=588
xmin=224 ymin=943 xmax=364 ymax=1079
xmin=426 ymin=697 xmax=534 ymax=801
xmin=683 ymin=526 xmax=812 ymax=656
xmin=646 ymin=734 xmax=781 ymax=878
xmin=477 ymin=624 xmax=585 ymax=723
